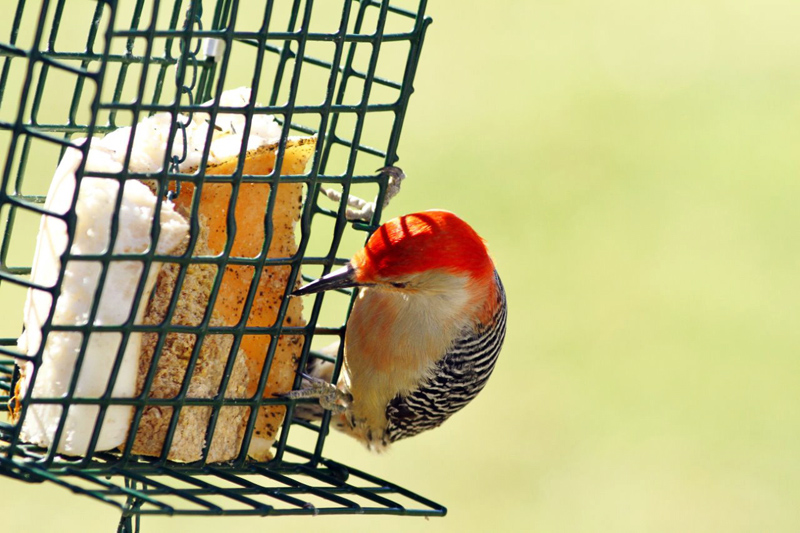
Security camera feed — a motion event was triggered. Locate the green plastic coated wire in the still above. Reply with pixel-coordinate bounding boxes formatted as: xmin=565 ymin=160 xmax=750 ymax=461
xmin=0 ymin=0 xmax=443 ymax=521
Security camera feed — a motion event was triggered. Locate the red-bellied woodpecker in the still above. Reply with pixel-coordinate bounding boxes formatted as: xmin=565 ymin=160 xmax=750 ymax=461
xmin=289 ymin=209 xmax=507 ymax=451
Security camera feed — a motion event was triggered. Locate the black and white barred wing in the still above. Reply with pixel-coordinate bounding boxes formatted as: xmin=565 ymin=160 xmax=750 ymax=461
xmin=385 ymin=275 xmax=507 ymax=443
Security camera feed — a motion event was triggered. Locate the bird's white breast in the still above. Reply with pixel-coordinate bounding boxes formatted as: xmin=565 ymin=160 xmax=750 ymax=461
xmin=342 ymin=272 xmax=478 ymax=431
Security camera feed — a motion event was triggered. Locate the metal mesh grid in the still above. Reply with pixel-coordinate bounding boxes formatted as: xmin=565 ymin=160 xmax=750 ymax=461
xmin=0 ymin=0 xmax=442 ymax=519
xmin=0 ymin=445 xmax=443 ymax=517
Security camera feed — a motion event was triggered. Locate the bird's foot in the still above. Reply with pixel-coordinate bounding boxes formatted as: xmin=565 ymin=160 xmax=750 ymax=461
xmin=281 ymin=373 xmax=352 ymax=414
xmin=320 ymin=166 xmax=405 ymax=222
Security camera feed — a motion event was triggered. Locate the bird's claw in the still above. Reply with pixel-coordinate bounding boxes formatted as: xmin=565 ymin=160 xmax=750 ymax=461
xmin=281 ymin=373 xmax=352 ymax=414
xmin=320 ymin=166 xmax=406 ymax=222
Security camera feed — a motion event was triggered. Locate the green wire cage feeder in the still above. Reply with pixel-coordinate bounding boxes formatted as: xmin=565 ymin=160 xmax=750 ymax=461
xmin=0 ymin=0 xmax=442 ymax=528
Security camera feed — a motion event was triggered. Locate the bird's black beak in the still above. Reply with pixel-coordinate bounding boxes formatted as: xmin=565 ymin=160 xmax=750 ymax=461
xmin=292 ymin=263 xmax=359 ymax=296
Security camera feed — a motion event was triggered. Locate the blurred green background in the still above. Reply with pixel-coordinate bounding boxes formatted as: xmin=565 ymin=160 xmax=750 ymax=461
xmin=2 ymin=0 xmax=800 ymax=531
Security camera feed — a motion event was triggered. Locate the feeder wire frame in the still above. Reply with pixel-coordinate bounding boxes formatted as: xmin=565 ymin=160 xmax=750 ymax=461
xmin=0 ymin=0 xmax=444 ymax=521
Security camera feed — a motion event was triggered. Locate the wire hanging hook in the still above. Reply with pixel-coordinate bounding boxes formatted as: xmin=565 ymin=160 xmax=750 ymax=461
xmin=167 ymin=1 xmax=204 ymax=200
xmin=116 ymin=478 xmax=143 ymax=533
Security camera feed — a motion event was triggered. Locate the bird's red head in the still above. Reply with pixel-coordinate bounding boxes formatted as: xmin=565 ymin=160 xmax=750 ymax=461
xmin=352 ymin=210 xmax=495 ymax=284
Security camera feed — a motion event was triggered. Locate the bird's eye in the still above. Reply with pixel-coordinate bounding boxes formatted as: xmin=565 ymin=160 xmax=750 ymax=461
xmin=390 ymin=282 xmax=407 ymax=289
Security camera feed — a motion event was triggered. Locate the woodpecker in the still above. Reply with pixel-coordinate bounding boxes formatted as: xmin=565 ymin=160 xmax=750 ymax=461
xmin=289 ymin=209 xmax=507 ymax=451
